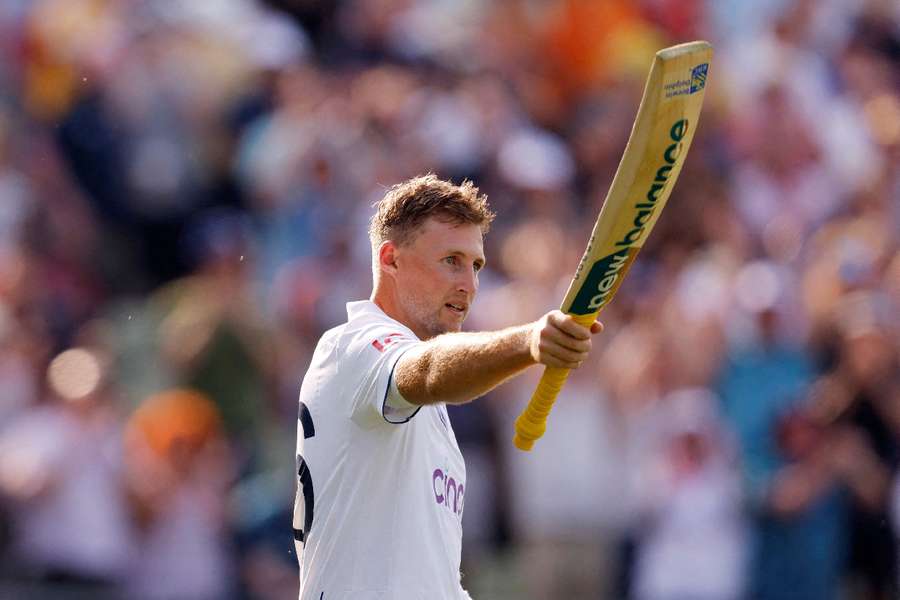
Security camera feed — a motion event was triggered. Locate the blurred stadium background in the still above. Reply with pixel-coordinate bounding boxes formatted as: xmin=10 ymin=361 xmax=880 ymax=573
xmin=0 ymin=0 xmax=898 ymax=599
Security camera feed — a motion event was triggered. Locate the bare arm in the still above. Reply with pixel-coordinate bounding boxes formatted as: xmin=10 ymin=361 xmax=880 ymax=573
xmin=828 ymin=426 xmax=892 ymax=512
xmin=395 ymin=310 xmax=602 ymax=406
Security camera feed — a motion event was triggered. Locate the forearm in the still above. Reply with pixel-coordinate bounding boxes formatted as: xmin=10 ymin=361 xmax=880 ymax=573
xmin=843 ymin=456 xmax=891 ymax=511
xmin=395 ymin=325 xmax=536 ymax=406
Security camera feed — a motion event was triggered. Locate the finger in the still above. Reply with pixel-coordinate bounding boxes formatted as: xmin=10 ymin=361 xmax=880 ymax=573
xmin=543 ymin=325 xmax=592 ymax=353
xmin=539 ymin=341 xmax=588 ymax=365
xmin=590 ymin=321 xmax=604 ymax=335
xmin=549 ymin=311 xmax=591 ymax=340
xmin=539 ymin=353 xmax=582 ymax=370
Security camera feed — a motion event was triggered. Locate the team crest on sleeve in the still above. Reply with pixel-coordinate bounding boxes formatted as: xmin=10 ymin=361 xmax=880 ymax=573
xmin=371 ymin=332 xmax=406 ymax=352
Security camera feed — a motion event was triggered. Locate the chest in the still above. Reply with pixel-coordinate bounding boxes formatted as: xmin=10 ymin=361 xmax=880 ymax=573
xmin=421 ymin=405 xmax=466 ymax=518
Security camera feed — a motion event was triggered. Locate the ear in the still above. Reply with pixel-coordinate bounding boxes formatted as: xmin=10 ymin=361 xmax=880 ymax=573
xmin=378 ymin=240 xmax=400 ymax=275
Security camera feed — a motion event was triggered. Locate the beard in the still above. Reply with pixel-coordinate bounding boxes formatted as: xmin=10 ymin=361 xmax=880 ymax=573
xmin=399 ymin=290 xmax=458 ymax=340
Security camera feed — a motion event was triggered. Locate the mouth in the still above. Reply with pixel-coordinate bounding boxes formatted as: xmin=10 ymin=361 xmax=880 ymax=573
xmin=444 ymin=302 xmax=467 ymax=316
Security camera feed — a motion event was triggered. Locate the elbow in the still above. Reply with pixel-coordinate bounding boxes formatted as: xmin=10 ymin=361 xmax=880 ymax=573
xmin=423 ymin=373 xmax=483 ymax=405
xmin=398 ymin=349 xmax=472 ymax=406
xmin=396 ymin=350 xmax=438 ymax=406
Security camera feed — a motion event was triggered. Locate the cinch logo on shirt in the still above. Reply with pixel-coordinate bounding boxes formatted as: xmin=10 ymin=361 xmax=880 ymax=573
xmin=432 ymin=468 xmax=464 ymax=517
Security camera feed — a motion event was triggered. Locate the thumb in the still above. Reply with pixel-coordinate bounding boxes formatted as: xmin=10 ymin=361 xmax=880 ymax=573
xmin=590 ymin=320 xmax=604 ymax=335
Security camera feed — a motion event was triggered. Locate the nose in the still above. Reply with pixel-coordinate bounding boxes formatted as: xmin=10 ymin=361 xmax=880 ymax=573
xmin=457 ymin=266 xmax=478 ymax=297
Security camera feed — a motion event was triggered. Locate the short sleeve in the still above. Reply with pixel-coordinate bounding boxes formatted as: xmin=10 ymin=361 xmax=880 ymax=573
xmin=344 ymin=324 xmax=422 ymax=424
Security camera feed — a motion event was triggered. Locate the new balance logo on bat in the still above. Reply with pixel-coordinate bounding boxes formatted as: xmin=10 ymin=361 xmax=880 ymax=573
xmin=568 ymin=118 xmax=689 ymax=314
xmin=570 ymin=248 xmax=636 ymax=314
xmin=615 ymin=119 xmax=687 ymax=248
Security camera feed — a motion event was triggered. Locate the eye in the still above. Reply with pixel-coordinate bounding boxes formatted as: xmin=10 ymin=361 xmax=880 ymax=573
xmin=473 ymin=262 xmax=484 ymax=273
xmin=444 ymin=256 xmax=458 ymax=266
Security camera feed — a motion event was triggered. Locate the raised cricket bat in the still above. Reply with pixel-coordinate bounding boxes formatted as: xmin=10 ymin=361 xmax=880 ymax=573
xmin=513 ymin=41 xmax=713 ymax=451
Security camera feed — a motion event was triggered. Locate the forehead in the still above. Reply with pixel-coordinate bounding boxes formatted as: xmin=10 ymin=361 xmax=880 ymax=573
xmin=410 ymin=217 xmax=484 ymax=257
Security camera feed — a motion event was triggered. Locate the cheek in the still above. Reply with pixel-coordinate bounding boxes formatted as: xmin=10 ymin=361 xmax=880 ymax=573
xmin=413 ymin=265 xmax=449 ymax=291
xmin=399 ymin=263 xmax=443 ymax=300
xmin=399 ymin=260 xmax=427 ymax=284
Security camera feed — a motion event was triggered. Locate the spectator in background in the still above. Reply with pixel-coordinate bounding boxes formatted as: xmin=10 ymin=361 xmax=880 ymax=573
xmin=629 ymin=388 xmax=747 ymax=600
xmin=0 ymin=345 xmax=136 ymax=599
xmin=749 ymin=392 xmax=849 ymax=600
xmin=499 ymin=352 xmax=620 ymax=600
xmin=604 ymin=262 xmax=745 ymax=600
xmin=153 ymin=209 xmax=274 ymax=465
xmin=124 ymin=388 xmax=236 ymax=600
xmin=822 ymin=293 xmax=899 ymax=600
xmin=889 ymin=377 xmax=900 ymax=592
xmin=714 ymin=264 xmax=834 ymax=600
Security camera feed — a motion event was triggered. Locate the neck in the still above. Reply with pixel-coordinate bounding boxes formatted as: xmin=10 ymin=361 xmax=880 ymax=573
xmin=370 ymin=290 xmax=393 ymax=319
xmin=371 ymin=281 xmax=402 ymax=325
xmin=371 ymin=281 xmax=426 ymax=339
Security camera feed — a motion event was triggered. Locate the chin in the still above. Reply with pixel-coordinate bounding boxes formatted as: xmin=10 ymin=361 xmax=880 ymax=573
xmin=427 ymin=324 xmax=456 ymax=338
xmin=423 ymin=318 xmax=460 ymax=339
xmin=443 ymin=311 xmax=467 ymax=330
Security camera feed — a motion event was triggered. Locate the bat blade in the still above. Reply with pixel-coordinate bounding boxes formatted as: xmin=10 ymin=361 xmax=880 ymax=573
xmin=564 ymin=41 xmax=712 ymax=315
xmin=513 ymin=41 xmax=713 ymax=451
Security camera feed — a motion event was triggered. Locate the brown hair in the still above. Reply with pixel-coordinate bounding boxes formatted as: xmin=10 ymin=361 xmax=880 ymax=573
xmin=369 ymin=174 xmax=495 ymax=249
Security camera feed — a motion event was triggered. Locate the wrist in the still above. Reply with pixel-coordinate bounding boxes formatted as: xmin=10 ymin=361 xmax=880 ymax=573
xmin=517 ymin=323 xmax=539 ymax=366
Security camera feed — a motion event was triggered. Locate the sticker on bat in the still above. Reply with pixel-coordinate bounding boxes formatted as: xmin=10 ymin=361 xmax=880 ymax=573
xmin=664 ymin=64 xmax=708 ymax=98
xmin=690 ymin=64 xmax=708 ymax=93
xmin=568 ymin=248 xmax=638 ymax=315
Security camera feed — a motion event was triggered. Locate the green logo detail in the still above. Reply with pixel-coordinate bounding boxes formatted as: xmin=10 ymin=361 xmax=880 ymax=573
xmin=568 ymin=249 xmax=637 ymax=315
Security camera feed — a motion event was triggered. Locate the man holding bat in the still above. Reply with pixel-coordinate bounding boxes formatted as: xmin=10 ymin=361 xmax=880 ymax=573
xmin=294 ymin=40 xmax=710 ymax=599
xmin=292 ymin=174 xmax=602 ymax=599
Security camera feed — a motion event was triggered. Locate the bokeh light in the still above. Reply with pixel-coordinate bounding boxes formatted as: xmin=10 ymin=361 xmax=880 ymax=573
xmin=46 ymin=347 xmax=102 ymax=401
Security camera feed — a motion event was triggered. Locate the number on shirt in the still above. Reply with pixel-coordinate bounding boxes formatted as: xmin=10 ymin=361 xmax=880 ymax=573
xmin=294 ymin=402 xmax=315 ymax=544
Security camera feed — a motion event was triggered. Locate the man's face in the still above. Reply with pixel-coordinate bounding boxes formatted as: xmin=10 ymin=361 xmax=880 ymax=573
xmin=391 ymin=217 xmax=485 ymax=339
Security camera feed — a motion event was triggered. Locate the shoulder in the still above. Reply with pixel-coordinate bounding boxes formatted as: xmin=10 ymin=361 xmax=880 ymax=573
xmin=343 ymin=301 xmax=419 ymax=355
xmin=310 ymin=323 xmax=346 ymax=360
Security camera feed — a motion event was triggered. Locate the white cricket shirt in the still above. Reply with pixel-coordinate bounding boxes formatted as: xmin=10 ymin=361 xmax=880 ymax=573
xmin=293 ymin=300 xmax=470 ymax=600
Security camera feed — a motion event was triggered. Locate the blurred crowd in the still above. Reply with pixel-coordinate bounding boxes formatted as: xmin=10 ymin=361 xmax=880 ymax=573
xmin=0 ymin=0 xmax=898 ymax=599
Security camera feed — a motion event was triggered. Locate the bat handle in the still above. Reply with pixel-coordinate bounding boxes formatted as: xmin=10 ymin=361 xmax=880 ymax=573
xmin=513 ymin=312 xmax=597 ymax=451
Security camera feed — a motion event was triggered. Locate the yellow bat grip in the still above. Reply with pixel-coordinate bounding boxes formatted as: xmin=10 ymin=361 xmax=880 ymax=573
xmin=513 ymin=312 xmax=597 ymax=451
